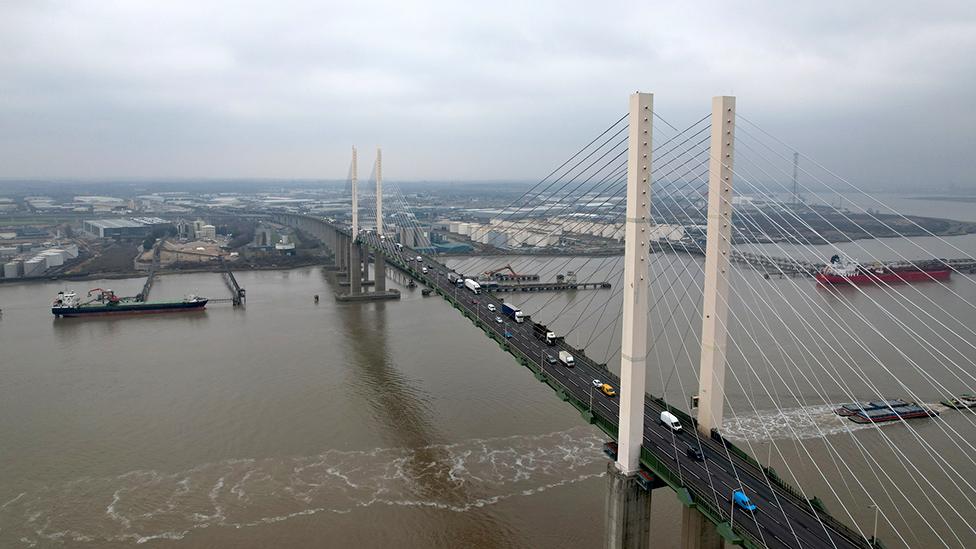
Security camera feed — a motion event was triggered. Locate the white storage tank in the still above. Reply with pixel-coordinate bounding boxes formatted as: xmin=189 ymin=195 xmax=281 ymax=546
xmin=3 ymin=261 xmax=22 ymax=278
xmin=41 ymin=250 xmax=66 ymax=267
xmin=24 ymin=256 xmax=47 ymax=276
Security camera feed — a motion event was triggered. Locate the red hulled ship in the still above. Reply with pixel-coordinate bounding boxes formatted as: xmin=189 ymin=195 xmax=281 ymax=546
xmin=815 ymin=254 xmax=951 ymax=286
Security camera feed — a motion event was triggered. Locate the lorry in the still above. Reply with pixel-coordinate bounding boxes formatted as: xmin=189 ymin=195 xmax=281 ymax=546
xmin=464 ymin=278 xmax=481 ymax=294
xmin=558 ymin=350 xmax=575 ymax=367
xmin=660 ymin=411 xmax=682 ymax=432
xmin=448 ymin=272 xmax=463 ymax=286
xmin=533 ymin=323 xmax=556 ymax=345
xmin=501 ymin=302 xmax=524 ymax=323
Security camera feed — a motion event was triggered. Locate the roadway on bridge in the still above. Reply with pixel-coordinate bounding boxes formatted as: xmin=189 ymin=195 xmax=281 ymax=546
xmin=358 ymin=232 xmax=867 ymax=549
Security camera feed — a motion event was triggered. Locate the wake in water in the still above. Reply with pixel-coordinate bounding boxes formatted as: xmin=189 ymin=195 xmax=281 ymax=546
xmin=0 ymin=427 xmax=605 ymax=546
xmin=721 ymin=403 xmax=919 ymax=442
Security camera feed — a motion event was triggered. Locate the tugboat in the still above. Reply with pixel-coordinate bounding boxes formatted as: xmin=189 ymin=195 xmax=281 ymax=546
xmin=816 ymin=255 xmax=951 ymax=285
xmin=941 ymin=393 xmax=976 ymax=409
xmin=52 ymin=289 xmax=207 ymax=317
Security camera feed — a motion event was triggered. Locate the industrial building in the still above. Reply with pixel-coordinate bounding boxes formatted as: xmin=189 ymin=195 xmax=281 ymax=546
xmin=83 ymin=218 xmax=156 ymax=239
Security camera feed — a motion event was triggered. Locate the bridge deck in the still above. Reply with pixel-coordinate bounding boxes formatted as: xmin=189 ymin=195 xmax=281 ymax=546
xmin=358 ymin=231 xmax=869 ymax=549
xmin=280 ymin=215 xmax=871 ymax=549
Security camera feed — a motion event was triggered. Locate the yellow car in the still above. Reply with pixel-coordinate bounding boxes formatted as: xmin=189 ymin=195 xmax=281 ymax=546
xmin=601 ymin=384 xmax=616 ymax=397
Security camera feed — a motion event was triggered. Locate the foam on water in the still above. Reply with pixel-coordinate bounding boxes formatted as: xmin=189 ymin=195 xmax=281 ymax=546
xmin=0 ymin=427 xmax=605 ymax=546
xmin=721 ymin=404 xmax=903 ymax=441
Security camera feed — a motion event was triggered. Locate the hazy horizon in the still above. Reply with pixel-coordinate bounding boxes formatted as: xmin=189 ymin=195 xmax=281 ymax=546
xmin=1 ymin=1 xmax=974 ymax=188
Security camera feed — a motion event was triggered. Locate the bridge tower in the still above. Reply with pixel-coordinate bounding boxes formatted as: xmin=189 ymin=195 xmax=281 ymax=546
xmin=349 ymin=146 xmax=362 ymax=295
xmin=375 ymin=148 xmax=383 ymax=237
xmin=374 ymin=148 xmax=387 ymax=292
xmin=696 ymin=96 xmax=736 ymax=437
xmin=606 ymin=91 xmax=654 ymax=549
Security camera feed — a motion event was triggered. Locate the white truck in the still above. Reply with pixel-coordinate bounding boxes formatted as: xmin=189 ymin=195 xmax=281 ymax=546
xmin=501 ymin=302 xmax=524 ymax=323
xmin=660 ymin=411 xmax=682 ymax=432
xmin=464 ymin=278 xmax=481 ymax=294
xmin=558 ymin=350 xmax=575 ymax=367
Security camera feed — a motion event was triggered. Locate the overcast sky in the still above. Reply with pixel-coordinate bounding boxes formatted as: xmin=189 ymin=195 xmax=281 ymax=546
xmin=1 ymin=1 xmax=974 ymax=188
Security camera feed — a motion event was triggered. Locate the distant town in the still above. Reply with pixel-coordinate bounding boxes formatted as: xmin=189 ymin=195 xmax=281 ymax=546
xmin=2 ymin=180 xmax=975 ymax=283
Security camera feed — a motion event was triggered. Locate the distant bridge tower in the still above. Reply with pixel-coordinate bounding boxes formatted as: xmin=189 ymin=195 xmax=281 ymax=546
xmin=349 ymin=146 xmax=363 ymax=295
xmin=374 ymin=148 xmax=387 ymax=292
xmin=351 ymin=146 xmax=359 ymax=238
xmin=376 ymin=148 xmax=383 ymax=236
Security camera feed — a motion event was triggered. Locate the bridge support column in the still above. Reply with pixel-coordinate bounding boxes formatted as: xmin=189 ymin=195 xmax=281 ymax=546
xmin=375 ymin=252 xmax=386 ymax=292
xmin=617 ymin=91 xmax=654 ymax=473
xmin=696 ymin=96 xmax=736 ymax=436
xmin=360 ymin=244 xmax=370 ymax=283
xmin=340 ymin=235 xmax=349 ymax=273
xmin=605 ymin=462 xmax=652 ymax=549
xmin=349 ymin=242 xmax=362 ymax=294
xmin=681 ymin=507 xmax=723 ymax=549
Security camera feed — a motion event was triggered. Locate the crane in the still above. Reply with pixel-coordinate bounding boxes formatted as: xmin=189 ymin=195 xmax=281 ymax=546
xmin=483 ymin=263 xmax=524 ymax=278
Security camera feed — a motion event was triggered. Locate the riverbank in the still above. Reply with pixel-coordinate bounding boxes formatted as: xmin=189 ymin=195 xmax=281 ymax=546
xmin=0 ymin=257 xmax=328 ymax=286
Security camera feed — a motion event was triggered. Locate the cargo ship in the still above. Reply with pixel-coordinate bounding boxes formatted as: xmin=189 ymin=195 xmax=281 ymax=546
xmin=816 ymin=254 xmax=951 ymax=285
xmin=847 ymin=404 xmax=938 ymax=424
xmin=834 ymin=399 xmax=908 ymax=417
xmin=52 ymin=289 xmax=207 ymax=318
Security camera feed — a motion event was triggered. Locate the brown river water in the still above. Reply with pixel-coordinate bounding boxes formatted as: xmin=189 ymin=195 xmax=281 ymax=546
xmin=2 ymin=195 xmax=976 ymax=548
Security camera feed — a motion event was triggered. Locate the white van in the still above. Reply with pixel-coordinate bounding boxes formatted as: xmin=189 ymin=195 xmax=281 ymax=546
xmin=660 ymin=411 xmax=682 ymax=432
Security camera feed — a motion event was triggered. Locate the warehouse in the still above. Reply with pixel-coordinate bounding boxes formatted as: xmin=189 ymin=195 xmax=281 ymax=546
xmin=83 ymin=218 xmax=154 ymax=239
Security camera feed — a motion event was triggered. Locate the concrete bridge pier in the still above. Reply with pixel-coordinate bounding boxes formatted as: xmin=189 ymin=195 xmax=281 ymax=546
xmin=338 ymin=234 xmax=349 ymax=274
xmin=375 ymin=252 xmax=387 ymax=292
xmin=360 ymin=243 xmax=370 ymax=284
xmin=605 ymin=463 xmax=653 ymax=549
xmin=681 ymin=507 xmax=723 ymax=549
xmin=348 ymin=242 xmax=362 ymax=294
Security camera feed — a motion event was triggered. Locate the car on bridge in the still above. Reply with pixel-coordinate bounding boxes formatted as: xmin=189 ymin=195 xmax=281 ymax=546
xmin=545 ymin=354 xmax=558 ymax=365
xmin=732 ymin=489 xmax=757 ymax=512
xmin=686 ymin=445 xmax=704 ymax=462
xmin=487 ymin=303 xmax=496 ymax=312
xmin=495 ymin=316 xmax=503 ymax=323
xmin=592 ymin=379 xmax=615 ymax=396
xmin=504 ymin=330 xmax=513 ymax=338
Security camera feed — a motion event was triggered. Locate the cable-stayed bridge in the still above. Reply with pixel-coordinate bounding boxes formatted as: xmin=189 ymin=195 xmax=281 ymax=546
xmin=273 ymin=93 xmax=976 ymax=549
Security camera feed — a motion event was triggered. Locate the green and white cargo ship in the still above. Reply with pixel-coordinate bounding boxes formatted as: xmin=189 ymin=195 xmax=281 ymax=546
xmin=52 ymin=289 xmax=207 ymax=318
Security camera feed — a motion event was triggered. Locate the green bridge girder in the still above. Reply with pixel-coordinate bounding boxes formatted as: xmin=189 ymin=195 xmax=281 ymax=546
xmin=279 ymin=213 xmax=879 ymax=549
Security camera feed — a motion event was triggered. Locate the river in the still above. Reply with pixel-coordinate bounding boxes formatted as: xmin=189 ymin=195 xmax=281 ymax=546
xmin=1 ymin=195 xmax=975 ymax=547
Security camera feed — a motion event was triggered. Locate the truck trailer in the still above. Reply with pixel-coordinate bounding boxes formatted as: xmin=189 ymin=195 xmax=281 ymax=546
xmin=464 ymin=278 xmax=482 ymax=294
xmin=558 ymin=350 xmax=575 ymax=367
xmin=501 ymin=302 xmax=524 ymax=323
xmin=533 ymin=323 xmax=556 ymax=345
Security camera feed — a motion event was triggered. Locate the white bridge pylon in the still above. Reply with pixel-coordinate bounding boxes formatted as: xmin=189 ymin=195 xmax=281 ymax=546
xmin=615 ymin=93 xmax=736 ymax=473
xmin=616 ymin=92 xmax=653 ymax=473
